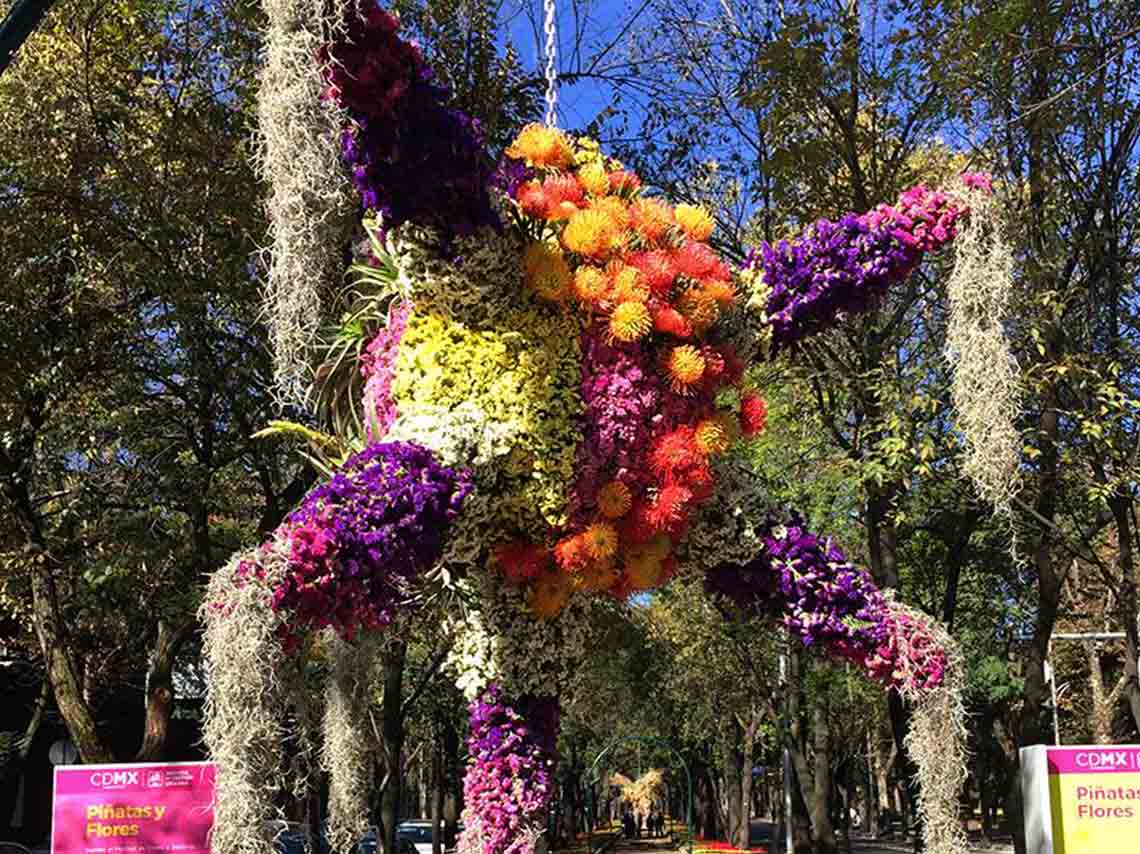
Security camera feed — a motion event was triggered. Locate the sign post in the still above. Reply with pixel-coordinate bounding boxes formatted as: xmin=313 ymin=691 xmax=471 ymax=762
xmin=1021 ymin=745 xmax=1140 ymax=853
xmin=52 ymin=762 xmax=216 ymax=854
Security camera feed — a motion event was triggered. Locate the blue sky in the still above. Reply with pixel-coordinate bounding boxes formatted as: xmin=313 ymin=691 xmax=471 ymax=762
xmin=502 ymin=0 xmax=636 ymax=130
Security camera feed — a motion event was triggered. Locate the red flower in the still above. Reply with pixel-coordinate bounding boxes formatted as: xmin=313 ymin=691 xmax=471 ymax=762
xmin=673 ymin=241 xmax=719 ymax=279
xmin=650 ymin=426 xmax=701 ymax=476
xmin=647 ymin=484 xmax=693 ymax=533
xmin=629 ymin=250 xmax=677 ymax=294
xmin=652 ymin=305 xmax=694 ymax=338
xmin=740 ymin=392 xmax=768 ymax=437
xmin=494 ymin=541 xmax=549 ymax=583
xmin=517 ymin=180 xmax=549 ymax=218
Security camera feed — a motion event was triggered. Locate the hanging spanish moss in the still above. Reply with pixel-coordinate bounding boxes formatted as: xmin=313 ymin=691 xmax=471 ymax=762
xmin=895 ymin=604 xmax=969 ymax=854
xmin=258 ymin=0 xmax=356 ymax=400
xmin=203 ymin=544 xmax=312 ymax=854
xmin=323 ymin=633 xmax=377 ymax=854
xmin=944 ymin=185 xmax=1021 ymax=518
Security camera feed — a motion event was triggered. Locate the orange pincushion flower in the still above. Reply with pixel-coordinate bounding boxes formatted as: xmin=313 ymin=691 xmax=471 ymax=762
xmin=673 ymin=241 xmax=719 ymax=279
xmin=597 ymin=480 xmax=633 ymax=518
xmin=578 ymin=161 xmax=610 ymax=196
xmin=528 ymin=570 xmax=572 ymax=619
xmin=630 ymin=250 xmax=677 ymax=295
xmin=715 ymin=410 xmax=741 ymax=444
xmin=664 ymin=344 xmax=706 ymax=393
xmin=554 ymin=534 xmax=589 ymax=570
xmin=507 ymin=123 xmax=573 ymax=168
xmin=694 ymin=418 xmax=731 ymax=456
xmin=740 ymin=392 xmax=769 ymax=437
xmin=542 ymin=174 xmax=585 ymax=219
xmin=676 ymin=288 xmax=720 ymax=333
xmin=523 ymin=242 xmax=572 ymax=301
xmin=622 ymin=501 xmax=658 ymax=544
xmin=562 ymin=208 xmax=620 ymax=258
xmin=582 ymin=522 xmax=619 ymax=561
xmin=650 ymin=426 xmax=700 ymax=476
xmin=630 ymin=198 xmax=675 ymax=242
xmin=494 ymin=541 xmax=550 ymax=584
xmin=609 ymin=265 xmax=648 ymax=303
xmin=608 ymin=169 xmax=641 ymax=194
xmin=701 ymin=279 xmax=737 ymax=307
xmin=575 ymin=560 xmax=618 ymax=592
xmin=674 ymin=203 xmax=715 ymax=240
xmin=592 ymin=196 xmax=632 ymax=230
xmin=608 ymin=300 xmax=652 ymax=343
xmin=574 ymin=266 xmax=609 ymax=302
xmin=653 ymin=306 xmax=694 ymax=338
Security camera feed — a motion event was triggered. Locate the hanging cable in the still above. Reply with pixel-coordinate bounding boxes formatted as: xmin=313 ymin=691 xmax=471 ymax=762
xmin=542 ymin=0 xmax=558 ymax=126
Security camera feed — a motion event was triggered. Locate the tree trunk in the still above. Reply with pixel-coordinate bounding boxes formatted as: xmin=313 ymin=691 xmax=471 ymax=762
xmin=724 ymin=723 xmax=743 ymax=847
xmin=136 ymin=619 xmax=188 ymax=761
xmin=30 ymin=561 xmax=112 ymax=763
xmin=738 ymin=719 xmax=756 ymax=851
xmin=380 ymin=640 xmax=408 ymax=854
xmin=432 ymin=730 xmax=444 ymax=854
xmin=1109 ymin=495 xmax=1140 ymax=732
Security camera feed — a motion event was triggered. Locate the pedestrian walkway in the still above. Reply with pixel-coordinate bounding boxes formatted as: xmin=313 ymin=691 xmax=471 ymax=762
xmin=749 ymin=819 xmax=1014 ymax=854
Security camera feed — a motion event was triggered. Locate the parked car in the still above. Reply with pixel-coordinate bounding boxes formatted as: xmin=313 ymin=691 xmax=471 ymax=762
xmin=395 ymin=820 xmax=464 ymax=854
xmin=396 ymin=821 xmax=434 ymax=854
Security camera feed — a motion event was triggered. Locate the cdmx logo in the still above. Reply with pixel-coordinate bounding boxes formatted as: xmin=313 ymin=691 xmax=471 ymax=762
xmin=89 ymin=770 xmax=140 ymax=788
xmin=1075 ymin=751 xmax=1136 ymax=770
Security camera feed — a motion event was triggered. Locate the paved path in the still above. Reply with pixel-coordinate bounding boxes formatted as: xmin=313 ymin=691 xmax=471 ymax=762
xmin=749 ymin=820 xmax=1014 ymax=854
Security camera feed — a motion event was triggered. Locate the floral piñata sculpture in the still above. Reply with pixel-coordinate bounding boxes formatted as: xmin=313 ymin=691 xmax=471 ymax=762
xmin=203 ymin=6 xmax=1017 ymax=854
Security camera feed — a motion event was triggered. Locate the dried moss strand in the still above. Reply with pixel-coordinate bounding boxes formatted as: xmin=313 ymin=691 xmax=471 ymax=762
xmin=323 ymin=633 xmax=377 ymax=853
xmin=202 ymin=548 xmax=297 ymax=854
xmin=258 ymin=0 xmax=355 ymax=401
xmin=894 ymin=605 xmax=969 ymax=854
xmin=945 ymin=188 xmax=1021 ymax=518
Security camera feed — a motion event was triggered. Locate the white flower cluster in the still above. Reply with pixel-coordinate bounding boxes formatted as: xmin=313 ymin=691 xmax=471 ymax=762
xmin=446 ymin=574 xmax=602 ymax=702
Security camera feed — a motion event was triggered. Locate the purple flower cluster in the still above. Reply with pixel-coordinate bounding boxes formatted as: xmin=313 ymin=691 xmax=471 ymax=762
xmin=272 ymin=442 xmax=472 ymax=649
xmin=459 ymin=685 xmax=559 ymax=854
xmin=320 ymin=5 xmax=498 ymax=236
xmin=706 ymin=517 xmax=888 ymax=652
xmin=706 ymin=518 xmax=950 ymax=692
xmin=361 ymin=301 xmax=410 ymax=438
xmin=748 ymin=185 xmax=969 ymax=352
xmin=570 ymin=323 xmax=707 ymax=522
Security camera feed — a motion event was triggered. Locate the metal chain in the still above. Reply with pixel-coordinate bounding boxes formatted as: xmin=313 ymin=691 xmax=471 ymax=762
xmin=542 ymin=0 xmax=558 ymax=126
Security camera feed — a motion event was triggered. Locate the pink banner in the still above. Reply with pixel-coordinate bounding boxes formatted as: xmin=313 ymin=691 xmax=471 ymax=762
xmin=1047 ymin=747 xmax=1140 ymax=775
xmin=52 ymin=762 xmax=215 ymax=854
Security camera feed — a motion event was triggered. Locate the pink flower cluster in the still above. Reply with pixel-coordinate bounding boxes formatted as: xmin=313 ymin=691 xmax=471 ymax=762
xmin=570 ymin=324 xmax=710 ymax=522
xmin=459 ymin=686 xmax=559 ymax=854
xmin=862 ymin=185 xmax=969 ymax=253
xmin=361 ymin=301 xmax=410 ymax=438
xmin=861 ymin=607 xmax=949 ymax=694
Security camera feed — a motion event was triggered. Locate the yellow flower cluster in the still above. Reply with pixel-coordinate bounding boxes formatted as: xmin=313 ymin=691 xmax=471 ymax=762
xmin=390 ymin=306 xmax=583 ymax=532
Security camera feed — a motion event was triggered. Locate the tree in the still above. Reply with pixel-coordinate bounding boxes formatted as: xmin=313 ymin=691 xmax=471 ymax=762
xmin=0 ymin=0 xmax=307 ymax=762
